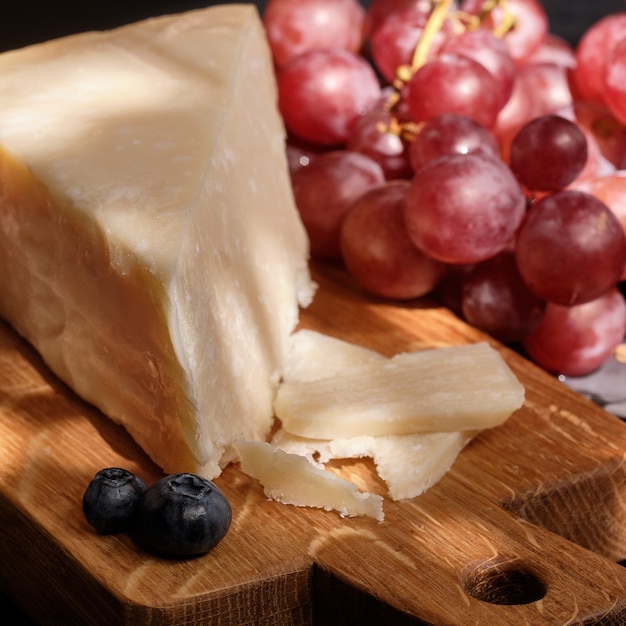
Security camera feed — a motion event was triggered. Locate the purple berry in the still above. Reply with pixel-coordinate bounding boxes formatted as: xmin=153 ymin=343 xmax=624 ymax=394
xmin=82 ymin=468 xmax=147 ymax=534
xmin=136 ymin=473 xmax=231 ymax=557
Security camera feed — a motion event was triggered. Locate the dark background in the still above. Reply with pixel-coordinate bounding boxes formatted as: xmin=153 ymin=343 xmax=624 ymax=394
xmin=0 ymin=0 xmax=624 ymax=51
xmin=1 ymin=0 xmax=625 ymax=624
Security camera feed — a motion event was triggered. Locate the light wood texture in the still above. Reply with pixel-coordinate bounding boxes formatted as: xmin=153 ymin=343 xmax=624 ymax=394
xmin=2 ymin=263 xmax=626 ymax=625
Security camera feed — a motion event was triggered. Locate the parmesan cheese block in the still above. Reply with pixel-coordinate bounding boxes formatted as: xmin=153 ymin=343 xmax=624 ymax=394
xmin=0 ymin=5 xmax=314 ymax=478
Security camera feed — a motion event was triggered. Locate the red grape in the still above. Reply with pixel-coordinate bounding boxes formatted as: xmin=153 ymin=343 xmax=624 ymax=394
xmin=573 ymin=173 xmax=626 ymax=279
xmin=364 ymin=0 xmax=434 ymax=38
xmin=409 ymin=113 xmax=500 ymax=174
xmin=277 ymin=48 xmax=382 ymax=147
xmin=347 ymin=108 xmax=413 ymax=180
xmin=604 ymin=38 xmax=626 ymax=126
xmin=439 ymin=27 xmax=516 ymax=109
xmin=570 ymin=121 xmax=616 ymax=186
xmin=495 ymin=62 xmax=571 ymax=155
xmin=572 ymin=12 xmax=626 ymax=106
xmin=431 ymin=263 xmax=475 ymax=318
xmin=369 ymin=6 xmax=452 ymax=84
xmin=526 ymin=33 xmax=576 ymax=68
xmin=522 ymin=288 xmax=626 ymax=376
xmin=515 ymin=190 xmax=626 ymax=306
xmin=405 ymin=53 xmax=503 ymax=129
xmin=509 ymin=115 xmax=588 ymax=192
xmin=516 ymin=62 xmax=573 ymax=118
xmin=460 ymin=0 xmax=548 ymax=66
xmin=291 ymin=150 xmax=385 ymax=260
xmin=461 ymin=251 xmax=545 ymax=344
xmin=340 ymin=181 xmax=447 ymax=299
xmin=498 ymin=0 xmax=549 ymax=65
xmin=491 ymin=63 xmax=572 ymax=156
xmin=573 ymin=101 xmax=626 ymax=170
xmin=405 ymin=153 xmax=526 ymax=264
xmin=493 ymin=74 xmax=536 ymax=160
xmin=263 ymin=0 xmax=365 ymax=68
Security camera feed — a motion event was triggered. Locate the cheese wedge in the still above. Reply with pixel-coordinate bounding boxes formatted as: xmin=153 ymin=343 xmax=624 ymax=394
xmin=274 ymin=342 xmax=525 ymax=439
xmin=0 ymin=5 xmax=314 ymax=478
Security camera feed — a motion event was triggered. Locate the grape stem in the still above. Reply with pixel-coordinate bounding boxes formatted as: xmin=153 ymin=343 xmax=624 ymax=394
xmin=488 ymin=0 xmax=517 ymax=38
xmin=411 ymin=0 xmax=454 ymax=72
xmin=384 ymin=0 xmax=516 ymax=140
xmin=455 ymin=0 xmax=516 ymax=37
xmin=395 ymin=0 xmax=515 ymax=86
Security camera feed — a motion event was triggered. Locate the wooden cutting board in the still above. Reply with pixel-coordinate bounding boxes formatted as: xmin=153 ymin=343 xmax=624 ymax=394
xmin=2 ymin=263 xmax=626 ymax=625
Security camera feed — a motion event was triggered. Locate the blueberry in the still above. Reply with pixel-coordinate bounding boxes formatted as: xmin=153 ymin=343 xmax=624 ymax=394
xmin=136 ymin=473 xmax=231 ymax=557
xmin=82 ymin=468 xmax=147 ymax=534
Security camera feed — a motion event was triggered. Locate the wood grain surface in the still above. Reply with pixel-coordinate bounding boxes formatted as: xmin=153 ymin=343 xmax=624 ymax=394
xmin=2 ymin=263 xmax=626 ymax=625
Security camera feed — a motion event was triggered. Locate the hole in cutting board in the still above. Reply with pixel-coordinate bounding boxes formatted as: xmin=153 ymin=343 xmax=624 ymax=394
xmin=460 ymin=555 xmax=547 ymax=605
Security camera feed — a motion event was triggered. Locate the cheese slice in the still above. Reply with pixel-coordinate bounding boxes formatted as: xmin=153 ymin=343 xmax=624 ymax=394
xmin=274 ymin=342 xmax=525 ymax=439
xmin=234 ymin=440 xmax=384 ymax=521
xmin=273 ymin=330 xmax=478 ymax=501
xmin=0 ymin=5 xmax=314 ymax=478
xmin=282 ymin=329 xmax=386 ymax=383
xmin=272 ymin=429 xmax=475 ymax=501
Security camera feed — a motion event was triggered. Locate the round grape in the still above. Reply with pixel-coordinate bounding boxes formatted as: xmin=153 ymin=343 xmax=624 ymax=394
xmin=291 ymin=150 xmax=385 ymax=259
xmin=460 ymin=0 xmax=548 ymax=66
xmin=369 ymin=6 xmax=452 ymax=84
xmin=431 ymin=264 xmax=475 ymax=318
xmin=405 ymin=153 xmax=526 ymax=264
xmin=516 ymin=62 xmax=573 ymax=119
xmin=509 ymin=115 xmax=588 ymax=192
xmin=522 ymin=288 xmax=626 ymax=377
xmin=570 ymin=123 xmax=610 ymax=186
xmin=604 ymin=38 xmax=626 ymax=126
xmin=515 ymin=190 xmax=626 ymax=306
xmin=263 ymin=0 xmax=365 ymax=68
xmin=347 ymin=108 xmax=413 ymax=180
xmin=409 ymin=113 xmax=500 ymax=174
xmin=492 ymin=72 xmax=536 ymax=160
xmin=340 ymin=181 xmax=448 ymax=299
xmin=364 ymin=0 xmax=433 ymax=38
xmin=461 ymin=251 xmax=545 ymax=344
xmin=405 ymin=53 xmax=503 ymax=129
xmin=573 ymin=173 xmax=626 ymax=279
xmin=572 ymin=12 xmax=626 ymax=106
xmin=526 ymin=33 xmax=576 ymax=68
xmin=277 ymin=48 xmax=382 ymax=147
xmin=439 ymin=27 xmax=516 ymax=109
xmin=573 ymin=101 xmax=626 ymax=170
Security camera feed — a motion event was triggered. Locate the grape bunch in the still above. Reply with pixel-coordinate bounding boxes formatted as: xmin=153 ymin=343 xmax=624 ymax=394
xmin=263 ymin=0 xmax=626 ymax=377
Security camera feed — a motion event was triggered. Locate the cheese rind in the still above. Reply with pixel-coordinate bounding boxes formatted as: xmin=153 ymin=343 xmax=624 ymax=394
xmin=0 ymin=6 xmax=314 ymax=477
